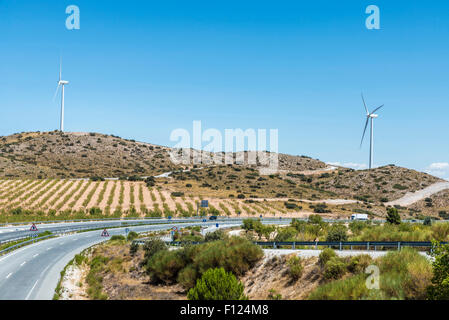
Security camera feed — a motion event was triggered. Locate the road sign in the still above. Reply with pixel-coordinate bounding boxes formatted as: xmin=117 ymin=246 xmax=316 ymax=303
xmin=216 ymin=223 xmax=219 ymax=228
xmin=31 ymin=234 xmax=38 ymax=238
xmin=202 ymin=219 xmax=207 ymax=222
xmin=30 ymin=223 xmax=38 ymax=232
xmin=125 ymin=228 xmax=130 ymax=234
xmin=201 ymin=200 xmax=209 ymax=208
xmin=172 ymin=226 xmax=178 ymax=232
xmin=101 ymin=229 xmax=110 ymax=237
xmin=168 ymin=216 xmax=172 ymax=220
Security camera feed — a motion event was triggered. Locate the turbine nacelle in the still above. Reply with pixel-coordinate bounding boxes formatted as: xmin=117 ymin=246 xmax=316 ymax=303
xmin=369 ymin=114 xmax=378 ymax=118
xmin=58 ymin=80 xmax=69 ymax=85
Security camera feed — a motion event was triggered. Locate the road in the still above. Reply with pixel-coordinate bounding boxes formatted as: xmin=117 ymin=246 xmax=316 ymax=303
xmin=385 ymin=181 xmax=449 ymax=207
xmin=0 ymin=221 xmax=240 ymax=300
xmin=0 ymin=218 xmax=290 ymax=300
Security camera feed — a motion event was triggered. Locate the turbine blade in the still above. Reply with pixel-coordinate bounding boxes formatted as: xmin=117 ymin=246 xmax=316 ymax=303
xmin=59 ymin=57 xmax=62 ymax=82
xmin=371 ymin=104 xmax=384 ymax=114
xmin=361 ymin=93 xmax=369 ymax=115
xmin=360 ymin=117 xmax=369 ymax=148
xmin=53 ymin=84 xmax=60 ymax=101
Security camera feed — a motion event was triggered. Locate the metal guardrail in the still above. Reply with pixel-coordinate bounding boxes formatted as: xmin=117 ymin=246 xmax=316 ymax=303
xmin=132 ymin=239 xmax=448 ymax=252
xmin=0 ymin=234 xmax=55 ymax=256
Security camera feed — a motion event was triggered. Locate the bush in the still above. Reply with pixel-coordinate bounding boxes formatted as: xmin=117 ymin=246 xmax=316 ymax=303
xmin=427 ymin=243 xmax=449 ymax=300
xmin=287 ymin=256 xmax=303 ymax=280
xmin=143 ymin=238 xmax=167 ymax=262
xmin=347 ymin=255 xmax=372 ymax=274
xmin=323 ymin=257 xmax=347 ymax=280
xmin=129 ymin=242 xmax=139 ymax=256
xmin=205 ymin=229 xmax=227 ymax=242
xmin=237 ymin=194 xmax=245 ymax=199
xmin=127 ymin=231 xmax=139 ymax=241
xmin=326 ymin=224 xmax=348 ymax=242
xmin=187 ymin=267 xmax=247 ymax=300
xmin=110 ymin=235 xmax=125 ymax=241
xmin=147 ymin=249 xmax=186 ymax=284
xmin=319 ymin=248 xmax=337 ymax=267
xmin=386 ymin=207 xmax=401 ymax=225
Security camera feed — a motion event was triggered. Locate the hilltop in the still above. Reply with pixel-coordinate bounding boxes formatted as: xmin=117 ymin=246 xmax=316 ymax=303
xmin=0 ymin=131 xmax=327 ymax=179
xmin=0 ymin=131 xmax=446 ymax=220
xmin=0 ymin=131 xmax=178 ymax=179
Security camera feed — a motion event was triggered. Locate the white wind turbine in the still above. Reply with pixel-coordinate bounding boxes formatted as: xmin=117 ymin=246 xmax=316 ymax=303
xmin=360 ymin=94 xmax=384 ymax=170
xmin=53 ymin=59 xmax=69 ymax=132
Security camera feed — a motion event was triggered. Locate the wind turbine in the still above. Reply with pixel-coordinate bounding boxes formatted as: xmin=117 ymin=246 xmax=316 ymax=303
xmin=53 ymin=59 xmax=69 ymax=132
xmin=360 ymin=94 xmax=384 ymax=170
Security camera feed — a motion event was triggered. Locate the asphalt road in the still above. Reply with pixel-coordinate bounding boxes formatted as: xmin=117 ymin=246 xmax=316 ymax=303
xmin=0 ymin=220 xmax=242 ymax=300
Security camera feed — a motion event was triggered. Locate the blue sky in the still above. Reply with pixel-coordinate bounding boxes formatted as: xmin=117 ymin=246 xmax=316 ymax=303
xmin=0 ymin=0 xmax=448 ymax=178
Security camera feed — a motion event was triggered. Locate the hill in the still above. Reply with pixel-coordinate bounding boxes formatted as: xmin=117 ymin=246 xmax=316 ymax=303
xmin=0 ymin=131 xmax=446 ymax=220
xmin=0 ymin=131 xmax=178 ymax=179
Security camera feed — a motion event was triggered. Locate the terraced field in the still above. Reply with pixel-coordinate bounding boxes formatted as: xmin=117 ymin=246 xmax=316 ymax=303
xmin=0 ymin=178 xmax=321 ymax=218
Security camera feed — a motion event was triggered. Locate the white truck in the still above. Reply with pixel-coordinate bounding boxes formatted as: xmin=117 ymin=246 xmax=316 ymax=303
xmin=351 ymin=213 xmax=369 ymax=221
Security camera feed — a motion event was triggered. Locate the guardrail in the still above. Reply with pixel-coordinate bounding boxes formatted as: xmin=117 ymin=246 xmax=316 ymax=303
xmin=132 ymin=239 xmax=448 ymax=252
xmin=0 ymin=234 xmax=55 ymax=256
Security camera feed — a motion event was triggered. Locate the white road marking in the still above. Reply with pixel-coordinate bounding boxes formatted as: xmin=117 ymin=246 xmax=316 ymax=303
xmin=20 ymin=261 xmax=26 ymax=267
xmin=25 ymin=279 xmax=39 ymax=300
xmin=6 ymin=273 xmax=12 ymax=279
xmin=47 ymin=247 xmax=52 ymax=251
xmin=33 ymin=254 xmax=39 ymax=258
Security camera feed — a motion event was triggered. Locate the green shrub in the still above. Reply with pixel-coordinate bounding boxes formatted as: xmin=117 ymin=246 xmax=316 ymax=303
xmin=308 ymin=273 xmax=370 ymax=300
xmin=347 ymin=255 xmax=372 ymax=274
xmin=319 ymin=248 xmax=337 ymax=267
xmin=187 ymin=267 xmax=247 ymax=300
xmin=147 ymin=249 xmax=186 ymax=284
xmin=205 ymin=229 xmax=227 ymax=242
xmin=143 ymin=238 xmax=167 ymax=262
xmin=324 ymin=257 xmax=347 ymax=280
xmin=287 ymin=256 xmax=303 ymax=280
xmin=127 ymin=231 xmax=139 ymax=241
xmin=386 ymin=207 xmax=401 ymax=225
xmin=326 ymin=224 xmax=348 ymax=242
xmin=129 ymin=242 xmax=139 ymax=256
xmin=110 ymin=235 xmax=125 ymax=241
xmin=427 ymin=243 xmax=449 ymax=300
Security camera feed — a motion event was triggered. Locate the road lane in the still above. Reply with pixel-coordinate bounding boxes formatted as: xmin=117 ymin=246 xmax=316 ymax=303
xmin=0 ymin=221 xmax=242 ymax=300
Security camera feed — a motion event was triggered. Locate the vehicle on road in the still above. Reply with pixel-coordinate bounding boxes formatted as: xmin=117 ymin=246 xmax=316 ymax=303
xmin=209 ymin=216 xmax=217 ymax=221
xmin=351 ymin=213 xmax=369 ymax=221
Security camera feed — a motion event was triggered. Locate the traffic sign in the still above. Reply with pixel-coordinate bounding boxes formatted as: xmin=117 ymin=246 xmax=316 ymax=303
xmin=202 ymin=219 xmax=207 ymax=222
xmin=168 ymin=216 xmax=172 ymax=220
xmin=125 ymin=228 xmax=130 ymax=234
xmin=216 ymin=223 xmax=219 ymax=228
xmin=30 ymin=223 xmax=38 ymax=232
xmin=101 ymin=229 xmax=110 ymax=237
xmin=201 ymin=200 xmax=209 ymax=208
xmin=172 ymin=226 xmax=178 ymax=232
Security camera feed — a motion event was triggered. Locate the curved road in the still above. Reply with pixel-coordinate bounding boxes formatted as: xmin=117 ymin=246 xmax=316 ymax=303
xmin=0 ymin=221 xmax=239 ymax=300
xmin=0 ymin=218 xmax=290 ymax=300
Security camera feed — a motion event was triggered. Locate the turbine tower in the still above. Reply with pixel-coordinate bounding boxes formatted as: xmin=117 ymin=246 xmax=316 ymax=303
xmin=53 ymin=59 xmax=69 ymax=132
xmin=360 ymin=94 xmax=384 ymax=170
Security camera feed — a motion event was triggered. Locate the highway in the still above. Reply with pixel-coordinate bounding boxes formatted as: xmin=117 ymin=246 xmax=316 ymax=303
xmin=0 ymin=220 xmax=244 ymax=300
xmin=0 ymin=218 xmax=291 ymax=300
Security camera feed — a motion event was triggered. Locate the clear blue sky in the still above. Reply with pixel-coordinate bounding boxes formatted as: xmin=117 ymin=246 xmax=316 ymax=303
xmin=0 ymin=0 xmax=448 ymax=178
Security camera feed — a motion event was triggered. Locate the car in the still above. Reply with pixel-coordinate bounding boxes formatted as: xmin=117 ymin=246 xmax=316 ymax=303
xmin=209 ymin=216 xmax=217 ymax=221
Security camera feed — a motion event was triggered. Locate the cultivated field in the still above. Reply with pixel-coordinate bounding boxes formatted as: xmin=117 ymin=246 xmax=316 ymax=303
xmin=0 ymin=178 xmax=330 ymax=218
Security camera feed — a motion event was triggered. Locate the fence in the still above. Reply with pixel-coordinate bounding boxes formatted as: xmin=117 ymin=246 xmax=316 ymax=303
xmin=132 ymin=239 xmax=447 ymax=252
